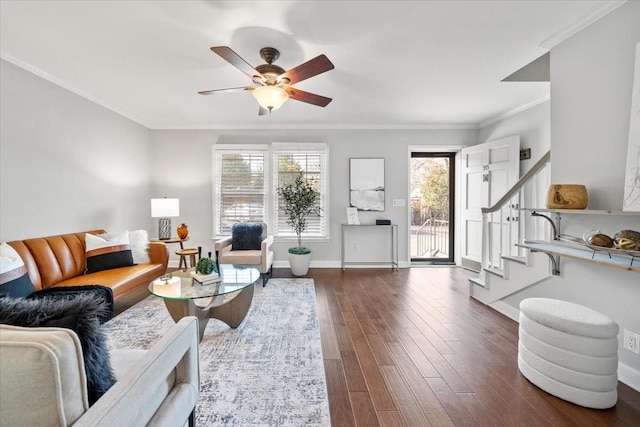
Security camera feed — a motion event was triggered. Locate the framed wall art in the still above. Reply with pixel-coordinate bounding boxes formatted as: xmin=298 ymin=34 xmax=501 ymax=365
xmin=623 ymin=43 xmax=640 ymax=211
xmin=350 ymin=158 xmax=385 ymax=211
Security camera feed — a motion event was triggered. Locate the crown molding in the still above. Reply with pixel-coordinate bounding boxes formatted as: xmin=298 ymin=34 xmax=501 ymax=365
xmin=539 ymin=0 xmax=627 ymax=49
xmin=477 ymin=95 xmax=550 ymax=129
xmin=0 ymin=50 xmax=152 ymax=129
xmin=153 ymin=122 xmax=478 ymax=131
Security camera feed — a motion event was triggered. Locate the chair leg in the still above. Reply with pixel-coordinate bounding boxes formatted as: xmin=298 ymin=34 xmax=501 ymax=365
xmin=262 ymin=266 xmax=273 ymax=287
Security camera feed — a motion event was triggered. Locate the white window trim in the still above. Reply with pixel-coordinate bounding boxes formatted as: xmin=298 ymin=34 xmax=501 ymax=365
xmin=211 ymin=143 xmax=330 ymax=242
xmin=271 ymin=143 xmax=329 ymax=242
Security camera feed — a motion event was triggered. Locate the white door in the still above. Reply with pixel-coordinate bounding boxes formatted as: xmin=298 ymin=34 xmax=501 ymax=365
xmin=460 ymin=136 xmax=520 ymax=271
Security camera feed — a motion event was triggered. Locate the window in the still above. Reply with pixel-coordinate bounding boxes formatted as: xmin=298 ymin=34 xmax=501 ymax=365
xmin=272 ymin=143 xmax=328 ymax=240
xmin=212 ymin=145 xmax=267 ymax=235
xmin=212 ymin=143 xmax=329 ymax=240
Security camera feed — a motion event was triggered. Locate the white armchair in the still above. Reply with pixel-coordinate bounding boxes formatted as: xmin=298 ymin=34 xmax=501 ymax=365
xmin=0 ymin=317 xmax=199 ymax=427
xmin=215 ymin=222 xmax=274 ymax=286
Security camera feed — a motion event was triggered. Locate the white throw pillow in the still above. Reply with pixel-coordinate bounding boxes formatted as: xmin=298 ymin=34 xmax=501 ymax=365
xmin=128 ymin=230 xmax=151 ymax=264
xmin=85 ymin=231 xmax=134 ymax=274
xmin=94 ymin=230 xmax=151 ymax=264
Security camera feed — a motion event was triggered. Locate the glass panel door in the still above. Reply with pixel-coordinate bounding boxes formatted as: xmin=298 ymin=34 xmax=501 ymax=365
xmin=410 ymin=152 xmax=455 ymax=263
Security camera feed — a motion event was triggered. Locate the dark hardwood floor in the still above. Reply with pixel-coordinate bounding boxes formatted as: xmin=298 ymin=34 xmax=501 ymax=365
xmin=304 ymin=267 xmax=640 ymax=427
xmin=121 ymin=266 xmax=640 ymax=426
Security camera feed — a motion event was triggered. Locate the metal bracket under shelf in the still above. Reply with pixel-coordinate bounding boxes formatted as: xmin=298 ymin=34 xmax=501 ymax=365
xmin=531 ymin=211 xmax=560 ymax=240
xmin=532 ymin=250 xmax=561 ymax=275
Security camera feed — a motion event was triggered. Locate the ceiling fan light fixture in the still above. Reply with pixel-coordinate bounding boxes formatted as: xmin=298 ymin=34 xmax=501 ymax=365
xmin=252 ymin=85 xmax=289 ymax=111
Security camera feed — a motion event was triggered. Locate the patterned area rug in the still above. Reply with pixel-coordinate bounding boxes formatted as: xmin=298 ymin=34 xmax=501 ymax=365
xmin=104 ymin=278 xmax=330 ymax=426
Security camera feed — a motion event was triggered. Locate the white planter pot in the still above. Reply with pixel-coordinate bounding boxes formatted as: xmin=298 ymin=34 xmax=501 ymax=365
xmin=288 ymin=252 xmax=312 ymax=276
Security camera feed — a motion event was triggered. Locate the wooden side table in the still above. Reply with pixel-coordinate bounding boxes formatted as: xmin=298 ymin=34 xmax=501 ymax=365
xmin=176 ymin=248 xmax=199 ymax=269
xmin=151 ymin=237 xmax=189 ymax=249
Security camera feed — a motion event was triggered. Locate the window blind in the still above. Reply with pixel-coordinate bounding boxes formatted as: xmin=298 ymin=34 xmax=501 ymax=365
xmin=272 ymin=145 xmax=328 ymax=239
xmin=213 ymin=149 xmax=267 ymax=235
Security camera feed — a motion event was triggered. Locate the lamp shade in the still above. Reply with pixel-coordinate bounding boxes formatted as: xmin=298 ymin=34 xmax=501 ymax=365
xmin=151 ymin=198 xmax=180 ymax=218
xmin=252 ymin=85 xmax=289 ymax=111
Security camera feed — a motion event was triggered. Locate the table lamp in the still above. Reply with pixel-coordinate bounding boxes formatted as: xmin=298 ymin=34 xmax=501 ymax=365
xmin=151 ymin=198 xmax=179 ymax=240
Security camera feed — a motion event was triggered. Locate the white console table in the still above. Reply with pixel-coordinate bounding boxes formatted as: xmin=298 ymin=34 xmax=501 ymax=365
xmin=341 ymin=224 xmax=398 ymax=271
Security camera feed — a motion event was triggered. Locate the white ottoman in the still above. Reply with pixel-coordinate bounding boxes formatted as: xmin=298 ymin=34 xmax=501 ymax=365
xmin=518 ymin=298 xmax=619 ymax=409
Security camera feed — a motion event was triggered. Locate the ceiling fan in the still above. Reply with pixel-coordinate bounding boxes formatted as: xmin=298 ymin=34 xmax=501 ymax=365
xmin=198 ymin=46 xmax=334 ymax=115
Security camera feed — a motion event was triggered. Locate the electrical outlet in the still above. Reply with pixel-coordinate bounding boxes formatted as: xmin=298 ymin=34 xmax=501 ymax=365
xmin=623 ymin=329 xmax=640 ymax=354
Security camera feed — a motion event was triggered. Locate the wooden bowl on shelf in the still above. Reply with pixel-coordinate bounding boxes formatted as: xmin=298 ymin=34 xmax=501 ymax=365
xmin=546 ymin=184 xmax=588 ymax=209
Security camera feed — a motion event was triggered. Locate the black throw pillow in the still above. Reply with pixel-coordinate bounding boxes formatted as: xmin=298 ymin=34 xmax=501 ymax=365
xmin=26 ymin=285 xmax=115 ymax=324
xmin=0 ymin=294 xmax=116 ymax=405
xmin=231 ymin=223 xmax=266 ymax=250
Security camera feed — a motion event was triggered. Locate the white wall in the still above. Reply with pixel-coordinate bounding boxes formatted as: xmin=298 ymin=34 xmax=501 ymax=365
xmin=0 ymin=59 xmax=152 ymax=241
xmin=477 ymin=100 xmax=550 ymax=175
xmin=490 ymin=2 xmax=640 ymax=383
xmin=149 ymin=129 xmax=476 ymax=266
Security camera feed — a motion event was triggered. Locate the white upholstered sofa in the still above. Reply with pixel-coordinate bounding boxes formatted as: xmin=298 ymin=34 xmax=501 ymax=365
xmin=0 ymin=316 xmax=199 ymax=427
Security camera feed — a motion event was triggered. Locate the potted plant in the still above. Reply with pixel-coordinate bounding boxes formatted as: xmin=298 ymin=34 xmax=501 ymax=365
xmin=276 ymin=172 xmax=322 ymax=276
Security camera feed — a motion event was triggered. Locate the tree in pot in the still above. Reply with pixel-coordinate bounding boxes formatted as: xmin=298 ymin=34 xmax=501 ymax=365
xmin=276 ymin=172 xmax=322 ymax=276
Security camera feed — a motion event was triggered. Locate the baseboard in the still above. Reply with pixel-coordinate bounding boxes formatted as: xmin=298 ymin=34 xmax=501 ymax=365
xmin=273 ymin=260 xmax=410 ymax=269
xmin=619 ymin=362 xmax=640 ymax=392
xmin=488 ymin=300 xmax=520 ymax=322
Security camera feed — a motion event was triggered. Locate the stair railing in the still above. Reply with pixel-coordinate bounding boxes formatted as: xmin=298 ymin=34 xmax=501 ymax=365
xmin=480 ymin=150 xmax=551 ymax=271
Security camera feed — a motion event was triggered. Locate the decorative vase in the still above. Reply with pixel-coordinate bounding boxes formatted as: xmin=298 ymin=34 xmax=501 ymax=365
xmin=289 ymin=252 xmax=312 ymax=276
xmin=177 ymin=223 xmax=189 ymax=239
xmin=546 ymin=184 xmax=588 ymax=209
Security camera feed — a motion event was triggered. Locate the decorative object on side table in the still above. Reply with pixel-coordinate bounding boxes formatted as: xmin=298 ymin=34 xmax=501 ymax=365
xmin=546 ymin=184 xmax=588 ymax=209
xmin=177 ymin=223 xmax=189 ymax=239
xmin=152 ymin=273 xmax=181 ymax=297
xmin=151 ymin=198 xmax=180 ymax=240
xmin=191 ymin=256 xmax=220 ymax=285
xmin=276 ymin=172 xmax=322 ymax=276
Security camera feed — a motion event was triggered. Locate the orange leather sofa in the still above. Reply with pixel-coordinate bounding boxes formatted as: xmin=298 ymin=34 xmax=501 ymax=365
xmin=7 ymin=230 xmax=168 ymax=303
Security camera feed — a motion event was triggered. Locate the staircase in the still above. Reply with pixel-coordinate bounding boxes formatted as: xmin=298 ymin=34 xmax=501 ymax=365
xmin=469 ymin=151 xmax=552 ymax=317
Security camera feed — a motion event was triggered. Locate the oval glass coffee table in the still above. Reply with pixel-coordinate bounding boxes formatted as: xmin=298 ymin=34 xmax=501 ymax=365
xmin=148 ymin=264 xmax=260 ymax=341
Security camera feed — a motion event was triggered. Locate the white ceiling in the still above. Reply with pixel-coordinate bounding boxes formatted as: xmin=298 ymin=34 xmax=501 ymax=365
xmin=0 ymin=1 xmax=621 ymax=130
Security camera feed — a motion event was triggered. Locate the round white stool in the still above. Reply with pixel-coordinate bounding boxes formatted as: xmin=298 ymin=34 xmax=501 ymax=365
xmin=518 ymin=298 xmax=619 ymax=409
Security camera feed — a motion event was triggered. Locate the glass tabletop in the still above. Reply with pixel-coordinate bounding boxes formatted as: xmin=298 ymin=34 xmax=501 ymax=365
xmin=148 ymin=264 xmax=260 ymax=300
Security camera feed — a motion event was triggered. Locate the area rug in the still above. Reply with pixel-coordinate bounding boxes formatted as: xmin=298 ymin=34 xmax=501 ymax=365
xmin=104 ymin=278 xmax=330 ymax=426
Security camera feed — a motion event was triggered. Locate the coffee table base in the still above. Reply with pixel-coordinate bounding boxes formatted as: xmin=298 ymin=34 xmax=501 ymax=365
xmin=163 ymin=284 xmax=255 ymax=341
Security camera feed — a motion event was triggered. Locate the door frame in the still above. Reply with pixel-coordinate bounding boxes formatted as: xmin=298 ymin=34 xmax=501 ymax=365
xmin=407 ymin=145 xmax=465 ymax=267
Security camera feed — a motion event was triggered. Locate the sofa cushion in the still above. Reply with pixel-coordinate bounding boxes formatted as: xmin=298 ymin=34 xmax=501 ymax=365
xmin=85 ymin=231 xmax=134 ymax=274
xmin=0 ymin=242 xmax=36 ymax=298
xmin=220 ymin=249 xmax=263 ymax=265
xmin=57 ymin=263 xmax=165 ymax=299
xmin=231 ymin=223 xmax=266 ymax=250
xmin=0 ymin=294 xmax=116 ymax=404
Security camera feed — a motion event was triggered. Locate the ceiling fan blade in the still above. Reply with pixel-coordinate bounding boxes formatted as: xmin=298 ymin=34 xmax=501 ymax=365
xmin=286 ymin=88 xmax=332 ymax=107
xmin=258 ymin=106 xmax=269 ymax=116
xmin=198 ymin=86 xmax=252 ymax=95
xmin=210 ymin=46 xmax=264 ymax=82
xmin=280 ymin=54 xmax=334 ymax=85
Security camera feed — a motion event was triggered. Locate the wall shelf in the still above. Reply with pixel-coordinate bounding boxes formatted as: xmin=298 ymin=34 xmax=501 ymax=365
xmin=517 ymin=208 xmax=640 ymax=275
xmin=516 ymin=240 xmax=640 ymax=273
xmin=519 ymin=208 xmax=640 ymax=216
